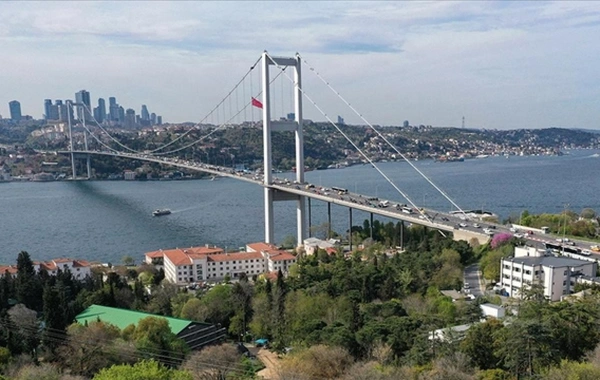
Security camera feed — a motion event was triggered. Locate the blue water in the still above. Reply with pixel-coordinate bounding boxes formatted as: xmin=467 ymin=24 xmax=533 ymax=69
xmin=1 ymin=149 xmax=598 ymax=264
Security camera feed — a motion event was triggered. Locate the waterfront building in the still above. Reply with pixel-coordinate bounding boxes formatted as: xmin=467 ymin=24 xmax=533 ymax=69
xmin=0 ymin=258 xmax=91 ymax=280
xmin=145 ymin=242 xmax=297 ymax=284
xmin=9 ymin=100 xmax=21 ymax=121
xmin=500 ymin=246 xmax=596 ymax=301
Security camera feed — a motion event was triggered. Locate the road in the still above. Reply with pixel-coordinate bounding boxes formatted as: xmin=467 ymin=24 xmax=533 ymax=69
xmin=464 ymin=264 xmax=485 ymax=298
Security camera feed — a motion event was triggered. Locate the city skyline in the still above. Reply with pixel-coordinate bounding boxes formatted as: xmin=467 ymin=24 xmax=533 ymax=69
xmin=1 ymin=1 xmax=599 ymax=129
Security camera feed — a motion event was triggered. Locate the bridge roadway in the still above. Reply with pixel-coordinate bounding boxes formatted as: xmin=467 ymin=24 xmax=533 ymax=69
xmin=59 ymin=150 xmax=478 ymax=234
xmin=59 ymin=150 xmax=600 ymax=253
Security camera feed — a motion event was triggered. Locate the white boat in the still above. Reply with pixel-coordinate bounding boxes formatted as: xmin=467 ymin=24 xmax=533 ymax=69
xmin=153 ymin=209 xmax=171 ymax=216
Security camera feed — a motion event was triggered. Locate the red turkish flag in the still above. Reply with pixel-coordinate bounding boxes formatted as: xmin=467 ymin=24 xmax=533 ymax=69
xmin=251 ymin=97 xmax=263 ymax=109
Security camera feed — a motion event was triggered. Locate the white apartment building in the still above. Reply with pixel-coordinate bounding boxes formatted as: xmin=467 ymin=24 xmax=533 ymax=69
xmin=500 ymin=246 xmax=596 ymax=301
xmin=146 ymin=243 xmax=297 ymax=284
xmin=0 ymin=258 xmax=92 ymax=280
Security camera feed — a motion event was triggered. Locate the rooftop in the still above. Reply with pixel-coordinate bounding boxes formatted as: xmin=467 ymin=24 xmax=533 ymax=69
xmin=507 ymin=255 xmax=592 ymax=268
xmin=75 ymin=304 xmax=211 ymax=335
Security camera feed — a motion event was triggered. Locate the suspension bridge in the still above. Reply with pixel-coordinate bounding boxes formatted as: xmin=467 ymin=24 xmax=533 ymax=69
xmin=56 ymin=51 xmax=495 ymax=247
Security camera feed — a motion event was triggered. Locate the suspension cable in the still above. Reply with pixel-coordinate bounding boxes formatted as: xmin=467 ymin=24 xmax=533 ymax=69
xmin=300 ymin=55 xmax=466 ymax=216
xmin=152 ymin=67 xmax=287 ymax=156
xmin=265 ymin=52 xmax=440 ymax=230
xmin=77 ymin=55 xmax=263 ymax=155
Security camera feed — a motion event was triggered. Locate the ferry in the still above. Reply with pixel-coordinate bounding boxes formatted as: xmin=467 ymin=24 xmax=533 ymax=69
xmin=152 ymin=209 xmax=172 ymax=217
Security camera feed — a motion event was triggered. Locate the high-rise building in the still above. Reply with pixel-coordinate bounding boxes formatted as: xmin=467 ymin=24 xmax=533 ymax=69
xmin=337 ymin=115 xmax=345 ymax=125
xmin=157 ymin=116 xmax=162 ymax=125
xmin=62 ymin=100 xmax=75 ymax=122
xmin=97 ymin=98 xmax=106 ymax=123
xmin=150 ymin=113 xmax=156 ymax=125
xmin=141 ymin=105 xmax=150 ymax=121
xmin=403 ymin=120 xmax=409 ymax=128
xmin=9 ymin=100 xmax=22 ymax=121
xmin=44 ymin=99 xmax=52 ymax=120
xmin=125 ymin=108 xmax=136 ymax=129
xmin=118 ymin=106 xmax=125 ymax=123
xmin=47 ymin=100 xmax=60 ymax=121
xmin=75 ymin=90 xmax=91 ymax=120
xmin=109 ymin=97 xmax=119 ymax=122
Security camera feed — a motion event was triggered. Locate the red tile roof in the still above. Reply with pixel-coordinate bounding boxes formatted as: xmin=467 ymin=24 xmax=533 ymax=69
xmin=246 ymin=242 xmax=278 ymax=252
xmin=268 ymin=251 xmax=296 ymax=261
xmin=145 ymin=251 xmax=164 ymax=259
xmin=162 ymin=249 xmax=193 ymax=266
xmin=0 ymin=266 xmax=17 ymax=275
xmin=207 ymin=252 xmax=264 ymax=262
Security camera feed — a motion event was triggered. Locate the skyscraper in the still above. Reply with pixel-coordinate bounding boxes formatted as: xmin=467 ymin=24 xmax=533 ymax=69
xmin=75 ymin=90 xmax=91 ymax=120
xmin=118 ymin=106 xmax=125 ymax=123
xmin=109 ymin=97 xmax=119 ymax=122
xmin=97 ymin=98 xmax=106 ymax=123
xmin=44 ymin=99 xmax=52 ymax=120
xmin=141 ymin=105 xmax=150 ymax=121
xmin=9 ymin=100 xmax=21 ymax=121
xmin=125 ymin=108 xmax=136 ymax=129
xmin=157 ymin=116 xmax=162 ymax=125
xmin=47 ymin=100 xmax=60 ymax=121
xmin=150 ymin=112 xmax=156 ymax=125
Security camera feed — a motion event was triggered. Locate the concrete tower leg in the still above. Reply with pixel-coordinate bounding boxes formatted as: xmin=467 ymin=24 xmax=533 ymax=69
xmin=264 ymin=188 xmax=274 ymax=244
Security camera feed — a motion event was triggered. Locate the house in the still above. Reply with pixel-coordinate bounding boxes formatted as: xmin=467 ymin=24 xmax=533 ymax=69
xmin=76 ymin=304 xmax=225 ymax=350
xmin=0 ymin=258 xmax=91 ymax=280
xmin=303 ymin=237 xmax=335 ymax=256
xmin=480 ymin=303 xmax=505 ymax=319
xmin=429 ymin=324 xmax=472 ymax=343
xmin=500 ymin=246 xmax=596 ymax=301
xmin=145 ymin=242 xmax=297 ymax=284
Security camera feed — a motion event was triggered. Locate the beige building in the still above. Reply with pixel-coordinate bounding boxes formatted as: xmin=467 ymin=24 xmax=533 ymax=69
xmin=145 ymin=242 xmax=297 ymax=284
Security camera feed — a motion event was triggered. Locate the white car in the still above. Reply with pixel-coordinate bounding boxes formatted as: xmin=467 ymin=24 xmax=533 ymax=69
xmin=459 ymin=223 xmax=468 ymax=228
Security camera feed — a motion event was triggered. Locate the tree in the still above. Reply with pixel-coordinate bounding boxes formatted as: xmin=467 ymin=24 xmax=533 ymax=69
xmin=15 ymin=252 xmax=41 ymax=311
xmin=7 ymin=304 xmax=39 ymax=356
xmin=581 ymin=208 xmax=597 ymax=219
xmin=460 ymin=319 xmax=503 ymax=370
xmin=93 ymin=360 xmax=192 ymax=380
xmin=58 ymin=321 xmax=134 ymax=377
xmin=182 ymin=344 xmax=242 ymax=380
xmin=127 ymin=317 xmax=188 ymax=366
xmin=121 ymin=255 xmax=135 ymax=266
xmin=279 ymin=345 xmax=353 ymax=380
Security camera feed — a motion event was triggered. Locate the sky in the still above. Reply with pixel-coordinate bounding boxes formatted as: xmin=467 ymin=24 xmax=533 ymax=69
xmin=1 ymin=1 xmax=599 ymax=130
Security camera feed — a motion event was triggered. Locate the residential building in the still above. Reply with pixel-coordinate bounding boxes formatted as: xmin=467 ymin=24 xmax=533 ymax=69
xmin=76 ymin=305 xmax=226 ymax=350
xmin=500 ymin=246 xmax=597 ymax=301
xmin=123 ymin=170 xmax=136 ymax=180
xmin=44 ymin=99 xmax=52 ymax=120
xmin=95 ymin=98 xmax=106 ymax=123
xmin=9 ymin=100 xmax=21 ymax=121
xmin=145 ymin=242 xmax=297 ymax=284
xmin=303 ymin=237 xmax=336 ymax=255
xmin=0 ymin=258 xmax=91 ymax=280
xmin=141 ymin=105 xmax=150 ymax=121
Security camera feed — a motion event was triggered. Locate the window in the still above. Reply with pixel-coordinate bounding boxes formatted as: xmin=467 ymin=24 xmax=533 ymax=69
xmin=514 ymin=268 xmax=521 ymax=273
xmin=564 ymin=270 xmax=568 ymax=275
xmin=525 ymin=270 xmax=531 ymax=275
xmin=504 ymin=264 xmax=510 ymax=269
xmin=535 ymin=270 xmax=540 ymax=275
xmin=563 ymin=281 xmax=567 ymax=286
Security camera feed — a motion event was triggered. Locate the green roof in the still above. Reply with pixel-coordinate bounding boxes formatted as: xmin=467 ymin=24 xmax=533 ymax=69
xmin=75 ymin=304 xmax=195 ymax=335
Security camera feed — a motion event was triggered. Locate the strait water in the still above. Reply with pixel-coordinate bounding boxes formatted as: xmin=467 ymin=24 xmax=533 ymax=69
xmin=1 ymin=150 xmax=599 ymax=264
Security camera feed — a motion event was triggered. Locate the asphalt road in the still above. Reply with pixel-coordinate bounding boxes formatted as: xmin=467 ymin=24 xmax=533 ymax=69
xmin=464 ymin=264 xmax=485 ymax=298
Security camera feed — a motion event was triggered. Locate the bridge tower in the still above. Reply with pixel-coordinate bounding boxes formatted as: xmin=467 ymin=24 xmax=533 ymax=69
xmin=66 ymin=101 xmax=92 ymax=180
xmin=262 ymin=52 xmax=306 ymax=245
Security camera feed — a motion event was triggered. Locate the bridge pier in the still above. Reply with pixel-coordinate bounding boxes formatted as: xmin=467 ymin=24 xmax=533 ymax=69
xmin=349 ymin=208 xmax=353 ymax=252
xmin=264 ymin=188 xmax=274 ymax=244
xmin=308 ymin=198 xmax=312 ymax=236
xmin=327 ymin=202 xmax=332 ymax=239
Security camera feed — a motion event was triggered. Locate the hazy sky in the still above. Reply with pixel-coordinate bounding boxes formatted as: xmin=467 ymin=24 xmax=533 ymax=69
xmin=1 ymin=1 xmax=599 ymax=129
